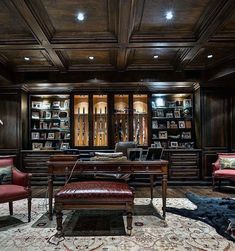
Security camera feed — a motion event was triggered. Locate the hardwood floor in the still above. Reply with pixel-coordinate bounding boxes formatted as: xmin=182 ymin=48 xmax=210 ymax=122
xmin=32 ymin=185 xmax=235 ymax=198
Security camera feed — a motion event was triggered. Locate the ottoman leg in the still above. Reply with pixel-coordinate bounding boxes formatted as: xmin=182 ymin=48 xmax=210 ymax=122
xmin=126 ymin=212 xmax=133 ymax=236
xmin=55 ymin=206 xmax=64 ymax=238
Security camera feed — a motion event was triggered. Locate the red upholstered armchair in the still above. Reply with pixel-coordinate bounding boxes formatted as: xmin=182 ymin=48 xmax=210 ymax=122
xmin=0 ymin=156 xmax=32 ymax=222
xmin=212 ymin=153 xmax=235 ymax=190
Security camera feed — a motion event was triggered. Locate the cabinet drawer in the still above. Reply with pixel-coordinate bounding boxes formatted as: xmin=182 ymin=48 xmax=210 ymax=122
xmin=169 ymin=169 xmax=199 ymax=179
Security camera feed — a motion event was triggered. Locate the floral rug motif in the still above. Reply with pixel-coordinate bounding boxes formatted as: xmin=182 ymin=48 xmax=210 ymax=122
xmin=0 ymin=198 xmax=235 ymax=251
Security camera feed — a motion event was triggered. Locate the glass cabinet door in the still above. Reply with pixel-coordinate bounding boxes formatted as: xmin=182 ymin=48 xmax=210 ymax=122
xmin=93 ymin=95 xmax=108 ymax=146
xmin=133 ymin=94 xmax=148 ymax=146
xmin=74 ymin=95 xmax=89 ymax=146
xmin=114 ymin=94 xmax=129 ymax=144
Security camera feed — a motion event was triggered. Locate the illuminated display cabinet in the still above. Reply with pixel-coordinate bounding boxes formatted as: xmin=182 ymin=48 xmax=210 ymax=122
xmin=151 ymin=94 xmax=194 ymax=149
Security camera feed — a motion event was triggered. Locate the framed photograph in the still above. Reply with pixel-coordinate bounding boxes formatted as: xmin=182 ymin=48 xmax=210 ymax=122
xmin=152 ymin=120 xmax=158 ymax=129
xmin=45 ymin=111 xmax=51 ymax=119
xmin=44 ymin=141 xmax=53 ymax=148
xmin=185 ymin=120 xmax=192 ymax=128
xmin=183 ymin=99 xmax=192 ymax=108
xmin=182 ymin=131 xmax=191 ymax=139
xmin=42 ymin=102 xmax=51 ymax=109
xmin=32 ymin=142 xmax=43 ymax=150
xmin=174 ymin=110 xmax=181 ymax=118
xmin=167 ymin=101 xmax=176 ymax=108
xmin=60 ymin=142 xmax=70 ymax=150
xmin=59 ymin=111 xmax=68 ymax=118
xmin=170 ymin=141 xmax=178 ymax=148
xmin=178 ymin=121 xmax=185 ymax=128
xmin=60 ymin=120 xmax=70 ymax=129
xmin=52 ymin=111 xmax=60 ymax=118
xmin=156 ymin=109 xmax=164 ymax=117
xmin=64 ymin=132 xmax=70 ymax=139
xmin=32 ymin=101 xmax=42 ymax=109
xmin=176 ymin=100 xmax=183 ymax=107
xmin=52 ymin=101 xmax=60 ymax=109
xmin=158 ymin=131 xmax=168 ymax=139
xmin=40 ymin=132 xmax=46 ymax=140
xmin=47 ymin=132 xmax=55 ymax=139
xmin=64 ymin=99 xmax=70 ymax=109
xmin=166 ymin=112 xmax=173 ymax=118
xmin=154 ymin=141 xmax=162 ymax=148
xmin=32 ymin=111 xmax=40 ymax=119
xmin=31 ymin=132 xmax=39 ymax=139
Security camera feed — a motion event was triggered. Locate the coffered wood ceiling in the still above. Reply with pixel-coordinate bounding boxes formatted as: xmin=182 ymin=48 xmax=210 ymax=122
xmin=0 ymin=0 xmax=235 ymax=87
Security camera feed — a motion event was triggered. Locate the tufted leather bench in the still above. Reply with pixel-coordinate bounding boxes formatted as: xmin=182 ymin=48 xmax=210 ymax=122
xmin=54 ymin=180 xmax=134 ymax=237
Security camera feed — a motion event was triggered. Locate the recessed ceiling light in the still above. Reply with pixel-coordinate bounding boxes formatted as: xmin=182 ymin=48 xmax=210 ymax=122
xmin=153 ymin=55 xmax=159 ymax=59
xmin=207 ymin=54 xmax=213 ymax=59
xmin=24 ymin=57 xmax=30 ymax=61
xmin=88 ymin=56 xmax=94 ymax=60
xmin=166 ymin=11 xmax=173 ymax=20
xmin=77 ymin=12 xmax=85 ymax=21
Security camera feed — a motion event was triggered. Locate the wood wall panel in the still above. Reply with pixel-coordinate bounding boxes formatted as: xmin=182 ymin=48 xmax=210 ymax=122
xmin=0 ymin=93 xmax=19 ymax=149
xmin=202 ymin=92 xmax=228 ymax=150
xmin=231 ymin=94 xmax=235 ymax=151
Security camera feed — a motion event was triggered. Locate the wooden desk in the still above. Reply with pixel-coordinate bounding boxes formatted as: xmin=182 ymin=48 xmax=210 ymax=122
xmin=47 ymin=160 xmax=168 ymax=220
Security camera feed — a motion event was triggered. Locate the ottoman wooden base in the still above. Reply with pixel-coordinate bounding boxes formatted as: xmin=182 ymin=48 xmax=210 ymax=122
xmin=54 ymin=181 xmax=134 ymax=237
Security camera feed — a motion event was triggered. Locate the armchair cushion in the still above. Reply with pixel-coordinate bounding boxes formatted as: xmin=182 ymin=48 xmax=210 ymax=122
xmin=0 ymin=166 xmax=12 ymax=184
xmin=0 ymin=158 xmax=13 ymax=185
xmin=219 ymin=157 xmax=235 ymax=169
xmin=0 ymin=184 xmax=30 ymax=202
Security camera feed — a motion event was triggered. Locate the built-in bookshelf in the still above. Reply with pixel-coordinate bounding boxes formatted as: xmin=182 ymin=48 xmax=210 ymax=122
xmin=151 ymin=94 xmax=194 ymax=149
xmin=30 ymin=95 xmax=70 ymax=150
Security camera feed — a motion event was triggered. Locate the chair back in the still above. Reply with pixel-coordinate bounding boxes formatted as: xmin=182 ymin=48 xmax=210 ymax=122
xmin=114 ymin=141 xmax=137 ymax=156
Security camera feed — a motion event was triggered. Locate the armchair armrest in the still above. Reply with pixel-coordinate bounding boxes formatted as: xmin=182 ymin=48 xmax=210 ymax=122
xmin=212 ymin=158 xmax=221 ymax=172
xmin=12 ymin=167 xmax=32 ymax=188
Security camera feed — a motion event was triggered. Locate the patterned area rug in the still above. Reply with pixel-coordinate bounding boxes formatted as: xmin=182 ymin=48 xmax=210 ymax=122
xmin=0 ymin=198 xmax=235 ymax=251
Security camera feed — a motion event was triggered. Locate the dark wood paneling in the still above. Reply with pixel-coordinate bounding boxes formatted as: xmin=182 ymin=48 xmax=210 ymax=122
xmin=202 ymin=92 xmax=229 ymax=150
xmin=194 ymin=88 xmax=202 ymax=148
xmin=202 ymin=151 xmax=220 ymax=179
xmin=231 ymin=94 xmax=235 ymax=151
xmin=0 ymin=93 xmax=19 ymax=149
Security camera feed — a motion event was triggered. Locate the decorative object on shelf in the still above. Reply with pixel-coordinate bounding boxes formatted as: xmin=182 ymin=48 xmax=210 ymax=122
xmin=166 ymin=112 xmax=173 ymax=118
xmin=31 ymin=132 xmax=39 ymax=139
xmin=182 ymin=131 xmax=191 ymax=139
xmin=44 ymin=141 xmax=53 ymax=148
xmin=32 ymin=101 xmax=42 ymax=109
xmin=42 ymin=102 xmax=51 ymax=109
xmin=185 ymin=120 xmax=192 ymax=128
xmin=32 ymin=111 xmax=40 ymax=119
xmin=156 ymin=109 xmax=164 ymax=117
xmin=174 ymin=109 xmax=181 ymax=118
xmin=178 ymin=121 xmax=185 ymax=128
xmin=32 ymin=142 xmax=43 ymax=150
xmin=45 ymin=111 xmax=51 ymax=119
xmin=159 ymin=131 xmax=168 ymax=139
xmin=52 ymin=101 xmax=60 ymax=109
xmin=169 ymin=121 xmax=178 ymax=129
xmin=59 ymin=111 xmax=68 ymax=118
xmin=170 ymin=141 xmax=178 ymax=148
xmin=64 ymin=132 xmax=70 ymax=139
xmin=168 ymin=101 xmax=176 ymax=108
xmin=52 ymin=111 xmax=59 ymax=118
xmin=152 ymin=120 xmax=158 ymax=129
xmin=60 ymin=142 xmax=70 ymax=150
xmin=183 ymin=99 xmax=192 ymax=108
xmin=154 ymin=141 xmax=162 ymax=148
xmin=47 ymin=132 xmax=55 ymax=139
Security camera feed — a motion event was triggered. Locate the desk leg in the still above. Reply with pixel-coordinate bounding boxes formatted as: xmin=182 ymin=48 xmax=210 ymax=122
xmin=162 ymin=174 xmax=167 ymax=219
xmin=48 ymin=175 xmax=53 ymax=220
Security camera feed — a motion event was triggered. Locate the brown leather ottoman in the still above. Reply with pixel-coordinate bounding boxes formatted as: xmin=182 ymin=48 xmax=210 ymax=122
xmin=54 ymin=180 xmax=134 ymax=237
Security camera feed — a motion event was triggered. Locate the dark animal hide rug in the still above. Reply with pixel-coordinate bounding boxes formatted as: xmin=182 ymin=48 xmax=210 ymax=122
xmin=166 ymin=192 xmax=235 ymax=241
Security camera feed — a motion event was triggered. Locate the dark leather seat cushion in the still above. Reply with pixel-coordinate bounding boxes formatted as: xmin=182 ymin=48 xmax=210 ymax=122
xmin=55 ymin=181 xmax=134 ymax=201
xmin=0 ymin=184 xmax=30 ymax=201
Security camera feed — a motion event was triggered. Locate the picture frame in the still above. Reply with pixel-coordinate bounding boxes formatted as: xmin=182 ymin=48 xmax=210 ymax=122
xmin=178 ymin=121 xmax=185 ymax=128
xmin=32 ymin=142 xmax=43 ymax=150
xmin=47 ymin=132 xmax=55 ymax=139
xmin=51 ymin=122 xmax=60 ymax=129
xmin=32 ymin=101 xmax=42 ymax=109
xmin=182 ymin=131 xmax=191 ymax=139
xmin=52 ymin=101 xmax=60 ymax=109
xmin=183 ymin=99 xmax=192 ymax=108
xmin=60 ymin=142 xmax=70 ymax=150
xmin=32 ymin=111 xmax=40 ymax=119
xmin=166 ymin=112 xmax=173 ymax=118
xmin=174 ymin=109 xmax=181 ymax=118
xmin=42 ymin=102 xmax=51 ymax=109
xmin=59 ymin=111 xmax=68 ymax=118
xmin=31 ymin=132 xmax=39 ymax=139
xmin=152 ymin=120 xmax=158 ymax=129
xmin=154 ymin=141 xmax=162 ymax=148
xmin=158 ymin=131 xmax=168 ymax=139
xmin=170 ymin=141 xmax=178 ymax=148
xmin=44 ymin=141 xmax=53 ymax=148
xmin=156 ymin=109 xmax=164 ymax=117
xmin=52 ymin=111 xmax=60 ymax=118
xmin=167 ymin=101 xmax=176 ymax=108
xmin=60 ymin=120 xmax=70 ymax=129
xmin=185 ymin=120 xmax=192 ymax=128
xmin=64 ymin=132 xmax=70 ymax=139
xmin=64 ymin=99 xmax=70 ymax=109
xmin=45 ymin=111 xmax=51 ymax=119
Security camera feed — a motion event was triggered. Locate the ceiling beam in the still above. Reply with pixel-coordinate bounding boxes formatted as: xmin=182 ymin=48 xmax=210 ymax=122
xmin=180 ymin=0 xmax=235 ymax=67
xmin=10 ymin=0 xmax=65 ymax=71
